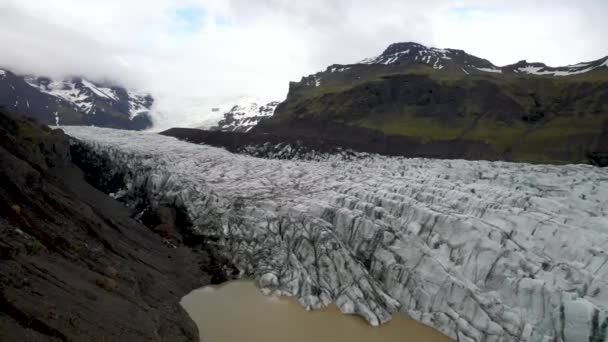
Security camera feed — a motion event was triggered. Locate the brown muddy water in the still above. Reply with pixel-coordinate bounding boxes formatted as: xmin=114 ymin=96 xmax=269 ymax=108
xmin=181 ymin=280 xmax=453 ymax=342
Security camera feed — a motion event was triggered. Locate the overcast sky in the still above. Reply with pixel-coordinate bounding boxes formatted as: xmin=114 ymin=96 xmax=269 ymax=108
xmin=1 ymin=0 xmax=607 ymax=128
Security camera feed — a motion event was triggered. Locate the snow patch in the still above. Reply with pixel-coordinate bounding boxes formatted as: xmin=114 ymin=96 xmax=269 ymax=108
xmin=432 ymin=58 xmax=444 ymax=70
xmin=516 ymin=66 xmax=554 ymax=75
xmin=361 ymin=49 xmax=411 ymax=65
xmin=81 ymin=79 xmax=118 ymax=101
xmin=475 ymin=67 xmax=502 ymax=74
xmin=329 ymin=66 xmax=351 ymax=73
xmin=517 ymin=59 xmax=608 ymax=76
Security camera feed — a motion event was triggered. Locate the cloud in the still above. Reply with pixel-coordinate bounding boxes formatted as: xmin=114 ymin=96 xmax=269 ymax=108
xmin=0 ymin=0 xmax=607 ymax=129
xmin=432 ymin=1 xmax=608 ymax=66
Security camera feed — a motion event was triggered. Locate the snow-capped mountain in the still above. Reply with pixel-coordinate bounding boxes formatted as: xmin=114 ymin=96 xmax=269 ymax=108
xmin=354 ymin=42 xmax=608 ymax=76
xmin=259 ymin=42 xmax=608 ymax=165
xmin=502 ymin=58 xmax=608 ymax=76
xmin=0 ymin=68 xmax=153 ymax=130
xmin=359 ymin=42 xmax=497 ymax=72
xmin=66 ymin=125 xmax=608 ymax=342
xmin=303 ymin=41 xmax=608 ymax=80
xmin=294 ymin=41 xmax=608 ymax=92
xmin=209 ymin=101 xmax=280 ymax=132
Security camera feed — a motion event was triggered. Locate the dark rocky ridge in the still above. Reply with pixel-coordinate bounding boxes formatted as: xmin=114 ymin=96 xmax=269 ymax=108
xmin=0 ymin=110 xmax=233 ymax=341
xmin=160 ymin=125 xmax=499 ymax=161
xmin=162 ymin=123 xmax=608 ymax=166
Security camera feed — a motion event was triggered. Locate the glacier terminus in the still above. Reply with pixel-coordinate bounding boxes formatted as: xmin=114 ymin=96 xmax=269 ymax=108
xmin=64 ymin=126 xmax=608 ymax=342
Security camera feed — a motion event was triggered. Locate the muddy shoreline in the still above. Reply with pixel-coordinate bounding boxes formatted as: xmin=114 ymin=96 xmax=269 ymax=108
xmin=181 ymin=280 xmax=453 ymax=342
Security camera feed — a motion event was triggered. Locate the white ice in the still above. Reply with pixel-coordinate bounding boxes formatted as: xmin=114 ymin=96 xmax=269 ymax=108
xmin=63 ymin=126 xmax=608 ymax=342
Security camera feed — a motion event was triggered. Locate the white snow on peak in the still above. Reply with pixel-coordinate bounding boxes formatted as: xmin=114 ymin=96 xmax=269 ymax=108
xmin=25 ymin=78 xmax=93 ymax=112
xmin=360 ymin=49 xmax=412 ymax=65
xmin=515 ymin=66 xmax=554 ymax=75
xmin=302 ymin=75 xmax=323 ymax=87
xmin=64 ymin=126 xmax=608 ymax=342
xmin=232 ymin=103 xmax=266 ymax=119
xmin=569 ymin=61 xmax=593 ymax=68
xmin=0 ymin=69 xmax=6 ymax=77
xmin=328 ymin=66 xmax=351 ymax=73
xmin=22 ymin=75 xmax=152 ymax=119
xmin=125 ymin=89 xmax=152 ymax=119
xmin=475 ymin=67 xmax=502 ymax=74
xmin=192 ymin=97 xmax=279 ymax=132
xmin=210 ymin=100 xmax=280 ymax=132
xmin=552 ymin=68 xmax=596 ymax=76
xmin=128 ymin=99 xmax=149 ymax=119
xmin=359 ymin=46 xmax=456 ymax=70
xmin=516 ymin=58 xmax=608 ymax=76
xmin=81 ymin=79 xmax=118 ymax=101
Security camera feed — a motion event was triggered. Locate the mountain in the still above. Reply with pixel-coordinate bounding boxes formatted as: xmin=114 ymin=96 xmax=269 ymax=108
xmin=209 ymin=101 xmax=280 ymax=132
xmin=0 ymin=68 xmax=153 ymax=130
xmin=357 ymin=42 xmax=608 ymax=76
xmin=255 ymin=42 xmax=608 ymax=165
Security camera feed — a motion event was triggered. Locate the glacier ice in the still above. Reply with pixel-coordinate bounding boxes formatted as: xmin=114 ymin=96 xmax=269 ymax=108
xmin=63 ymin=126 xmax=608 ymax=342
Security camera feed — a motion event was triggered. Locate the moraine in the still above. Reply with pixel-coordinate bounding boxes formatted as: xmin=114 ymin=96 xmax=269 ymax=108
xmin=63 ymin=126 xmax=608 ymax=342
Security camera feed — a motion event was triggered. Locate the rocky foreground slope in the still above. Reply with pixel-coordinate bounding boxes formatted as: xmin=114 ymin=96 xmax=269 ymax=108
xmin=66 ymin=126 xmax=608 ymax=342
xmin=0 ymin=112 xmax=232 ymax=341
xmin=257 ymin=42 xmax=608 ymax=165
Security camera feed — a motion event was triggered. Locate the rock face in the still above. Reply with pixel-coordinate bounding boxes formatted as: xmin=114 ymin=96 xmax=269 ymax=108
xmin=65 ymin=126 xmax=608 ymax=342
xmin=257 ymin=42 xmax=608 ymax=165
xmin=0 ymin=111 xmax=232 ymax=341
xmin=209 ymin=101 xmax=280 ymax=132
xmin=0 ymin=68 xmax=153 ymax=130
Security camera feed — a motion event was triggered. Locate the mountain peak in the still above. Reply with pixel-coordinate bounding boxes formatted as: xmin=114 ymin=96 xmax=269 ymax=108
xmin=358 ymin=41 xmax=495 ymax=71
xmin=381 ymin=42 xmax=427 ymax=55
xmin=354 ymin=42 xmax=608 ymax=76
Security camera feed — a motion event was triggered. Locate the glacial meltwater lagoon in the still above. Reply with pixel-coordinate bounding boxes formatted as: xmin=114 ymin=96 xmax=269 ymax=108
xmin=181 ymin=280 xmax=453 ymax=342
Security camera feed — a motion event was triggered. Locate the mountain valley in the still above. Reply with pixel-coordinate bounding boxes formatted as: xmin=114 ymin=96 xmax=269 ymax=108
xmin=1 ymin=39 xmax=608 ymax=342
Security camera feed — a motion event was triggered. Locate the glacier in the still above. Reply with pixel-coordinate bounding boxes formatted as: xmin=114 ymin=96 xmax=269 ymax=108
xmin=63 ymin=126 xmax=608 ymax=342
